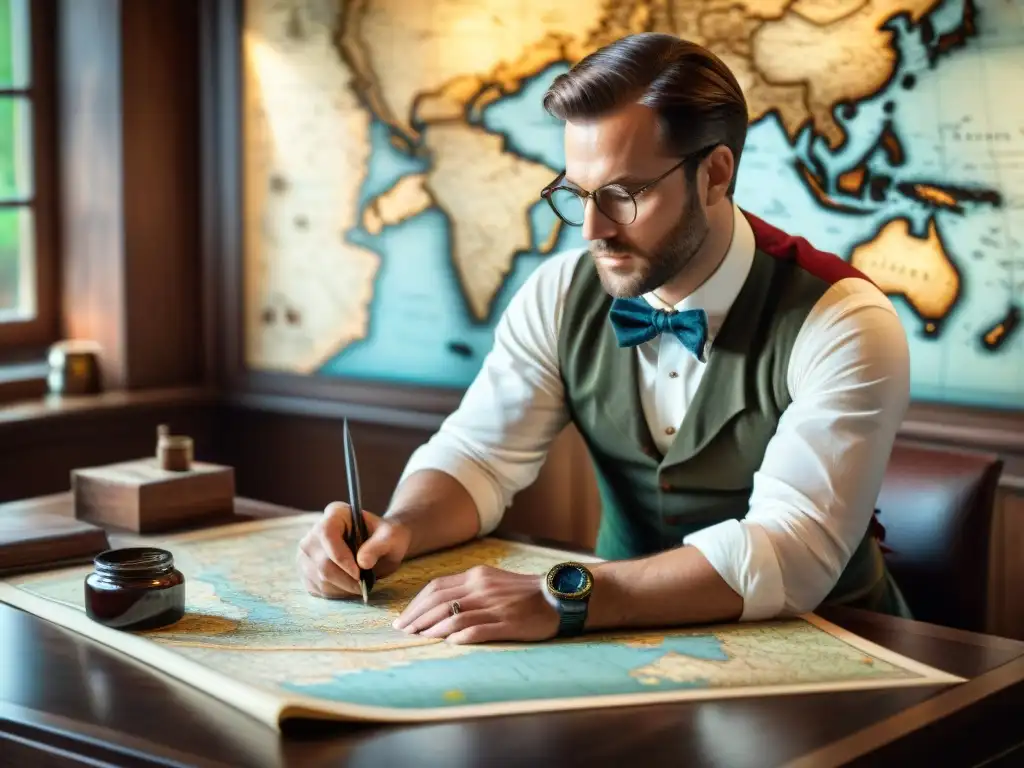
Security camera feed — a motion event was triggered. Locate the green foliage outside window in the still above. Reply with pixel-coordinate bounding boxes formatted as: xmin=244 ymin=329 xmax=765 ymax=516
xmin=0 ymin=0 xmax=29 ymax=316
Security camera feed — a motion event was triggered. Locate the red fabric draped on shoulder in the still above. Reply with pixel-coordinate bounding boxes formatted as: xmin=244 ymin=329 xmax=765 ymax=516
xmin=742 ymin=209 xmax=875 ymax=287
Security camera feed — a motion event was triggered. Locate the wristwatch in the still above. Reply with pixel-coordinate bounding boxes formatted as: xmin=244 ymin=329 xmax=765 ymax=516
xmin=542 ymin=562 xmax=594 ymax=637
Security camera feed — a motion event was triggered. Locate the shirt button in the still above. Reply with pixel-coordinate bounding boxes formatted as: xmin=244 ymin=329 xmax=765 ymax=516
xmin=665 ymin=426 xmax=676 ymax=435
xmin=668 ymin=371 xmax=678 ymax=378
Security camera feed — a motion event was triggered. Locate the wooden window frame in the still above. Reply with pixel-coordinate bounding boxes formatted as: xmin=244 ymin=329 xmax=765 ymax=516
xmin=0 ymin=0 xmax=58 ymax=357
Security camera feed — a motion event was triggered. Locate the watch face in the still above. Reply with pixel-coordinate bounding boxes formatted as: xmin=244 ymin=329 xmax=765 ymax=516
xmin=547 ymin=563 xmax=593 ymax=600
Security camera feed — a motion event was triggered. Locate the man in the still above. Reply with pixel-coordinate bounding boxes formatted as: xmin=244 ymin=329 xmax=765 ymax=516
xmin=297 ymin=33 xmax=911 ymax=644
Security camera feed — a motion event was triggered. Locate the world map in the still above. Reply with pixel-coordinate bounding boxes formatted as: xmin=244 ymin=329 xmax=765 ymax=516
xmin=242 ymin=0 xmax=1024 ymax=409
xmin=0 ymin=515 xmax=961 ymax=726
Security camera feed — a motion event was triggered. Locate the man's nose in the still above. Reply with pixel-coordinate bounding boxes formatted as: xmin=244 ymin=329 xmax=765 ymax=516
xmin=581 ymin=198 xmax=619 ymax=242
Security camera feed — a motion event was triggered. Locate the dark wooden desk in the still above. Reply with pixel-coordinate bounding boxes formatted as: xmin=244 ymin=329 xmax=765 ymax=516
xmin=2 ymin=495 xmax=1024 ymax=767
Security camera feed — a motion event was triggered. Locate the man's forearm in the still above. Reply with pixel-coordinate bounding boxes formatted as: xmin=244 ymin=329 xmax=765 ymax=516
xmin=585 ymin=545 xmax=744 ymax=630
xmin=384 ymin=469 xmax=482 ymax=558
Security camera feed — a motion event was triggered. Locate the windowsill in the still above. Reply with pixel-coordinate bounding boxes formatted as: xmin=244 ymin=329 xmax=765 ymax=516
xmin=0 ymin=384 xmax=218 ymax=426
xmin=0 ymin=359 xmax=49 ymax=404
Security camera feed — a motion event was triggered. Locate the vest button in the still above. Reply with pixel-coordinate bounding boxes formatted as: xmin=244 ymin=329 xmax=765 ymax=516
xmin=660 ymin=482 xmax=671 ymax=491
xmin=668 ymin=371 xmax=678 ymax=379
xmin=664 ymin=515 xmax=682 ymax=526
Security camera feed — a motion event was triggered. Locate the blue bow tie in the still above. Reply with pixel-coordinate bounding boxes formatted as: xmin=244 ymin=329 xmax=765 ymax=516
xmin=608 ymin=297 xmax=709 ymax=359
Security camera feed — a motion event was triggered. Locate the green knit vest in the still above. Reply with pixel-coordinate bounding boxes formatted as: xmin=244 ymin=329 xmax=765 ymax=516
xmin=556 ymin=249 xmax=903 ymax=614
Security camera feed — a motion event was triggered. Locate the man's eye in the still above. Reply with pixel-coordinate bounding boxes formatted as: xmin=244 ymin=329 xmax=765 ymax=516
xmin=601 ymin=187 xmax=633 ymax=201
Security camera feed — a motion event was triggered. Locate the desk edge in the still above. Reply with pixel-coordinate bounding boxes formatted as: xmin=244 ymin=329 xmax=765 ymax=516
xmin=783 ymin=654 xmax=1024 ymax=767
xmin=0 ymin=700 xmax=236 ymax=768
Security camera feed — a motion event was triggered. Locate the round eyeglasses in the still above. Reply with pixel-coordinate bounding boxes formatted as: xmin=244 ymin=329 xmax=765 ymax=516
xmin=540 ymin=146 xmax=716 ymax=227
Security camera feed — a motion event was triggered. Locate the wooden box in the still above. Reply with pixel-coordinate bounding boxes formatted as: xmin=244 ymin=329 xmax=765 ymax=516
xmin=72 ymin=458 xmax=236 ymax=533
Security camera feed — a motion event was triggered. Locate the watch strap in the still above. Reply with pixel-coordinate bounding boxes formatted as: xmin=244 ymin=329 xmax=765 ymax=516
xmin=555 ymin=601 xmax=588 ymax=637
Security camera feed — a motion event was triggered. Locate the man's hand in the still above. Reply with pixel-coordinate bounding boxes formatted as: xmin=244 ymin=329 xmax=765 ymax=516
xmin=297 ymin=502 xmax=412 ymax=599
xmin=392 ymin=565 xmax=559 ymax=644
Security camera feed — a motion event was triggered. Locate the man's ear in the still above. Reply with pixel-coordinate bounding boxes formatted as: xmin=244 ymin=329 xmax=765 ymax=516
xmin=703 ymin=145 xmax=735 ymax=207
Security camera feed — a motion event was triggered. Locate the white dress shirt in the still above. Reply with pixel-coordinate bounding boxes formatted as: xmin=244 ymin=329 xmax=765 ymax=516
xmin=399 ymin=204 xmax=911 ymax=621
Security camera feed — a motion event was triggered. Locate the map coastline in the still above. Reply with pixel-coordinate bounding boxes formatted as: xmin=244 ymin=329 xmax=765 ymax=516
xmin=849 ymin=215 xmax=963 ymax=337
xmin=981 ymin=303 xmax=1021 ymax=351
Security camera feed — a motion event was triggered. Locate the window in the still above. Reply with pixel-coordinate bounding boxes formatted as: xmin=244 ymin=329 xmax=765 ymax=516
xmin=0 ymin=0 xmax=56 ymax=354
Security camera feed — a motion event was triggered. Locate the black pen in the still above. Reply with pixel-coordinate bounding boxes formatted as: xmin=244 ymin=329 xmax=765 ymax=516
xmin=342 ymin=418 xmax=375 ymax=604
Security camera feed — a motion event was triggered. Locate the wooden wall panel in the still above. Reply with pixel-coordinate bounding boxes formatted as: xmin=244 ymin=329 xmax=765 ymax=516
xmin=0 ymin=391 xmax=218 ymax=504
xmin=216 ymin=403 xmax=431 ymax=516
xmin=58 ymin=0 xmax=203 ymax=391
xmin=989 ymin=489 xmax=1024 ymax=641
xmin=120 ymin=0 xmax=203 ymax=388
xmin=216 ymin=402 xmax=597 ymax=546
xmin=496 ymin=426 xmax=597 ymax=547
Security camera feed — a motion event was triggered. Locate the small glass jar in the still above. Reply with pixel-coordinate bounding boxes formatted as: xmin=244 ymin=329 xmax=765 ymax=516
xmin=84 ymin=547 xmax=186 ymax=631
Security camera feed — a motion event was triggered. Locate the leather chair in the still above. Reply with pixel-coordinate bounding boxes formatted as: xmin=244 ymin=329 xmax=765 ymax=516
xmin=875 ymin=442 xmax=1003 ymax=633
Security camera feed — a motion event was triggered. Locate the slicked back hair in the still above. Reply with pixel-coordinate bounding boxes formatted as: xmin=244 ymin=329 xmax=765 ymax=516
xmin=543 ymin=33 xmax=748 ymax=196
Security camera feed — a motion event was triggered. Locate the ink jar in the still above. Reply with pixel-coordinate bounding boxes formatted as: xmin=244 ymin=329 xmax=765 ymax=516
xmin=84 ymin=547 xmax=185 ymax=631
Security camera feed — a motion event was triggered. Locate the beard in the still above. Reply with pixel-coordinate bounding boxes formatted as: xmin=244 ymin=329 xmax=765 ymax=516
xmin=591 ymin=189 xmax=710 ymax=299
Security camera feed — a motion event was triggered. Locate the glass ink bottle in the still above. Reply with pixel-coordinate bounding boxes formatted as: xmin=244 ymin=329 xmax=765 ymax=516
xmin=84 ymin=547 xmax=185 ymax=631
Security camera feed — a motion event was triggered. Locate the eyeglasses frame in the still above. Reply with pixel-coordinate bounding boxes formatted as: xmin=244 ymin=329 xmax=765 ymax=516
xmin=540 ymin=144 xmax=719 ymax=227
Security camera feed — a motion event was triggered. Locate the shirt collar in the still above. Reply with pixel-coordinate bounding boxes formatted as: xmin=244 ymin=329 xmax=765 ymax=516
xmin=641 ymin=203 xmax=755 ymax=339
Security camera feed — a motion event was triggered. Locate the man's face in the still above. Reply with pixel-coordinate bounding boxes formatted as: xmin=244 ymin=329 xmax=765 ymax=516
xmin=562 ymin=103 xmax=710 ymax=298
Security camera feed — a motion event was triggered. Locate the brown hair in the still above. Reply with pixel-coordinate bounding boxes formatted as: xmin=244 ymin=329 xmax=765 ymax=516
xmin=543 ymin=33 xmax=748 ymax=196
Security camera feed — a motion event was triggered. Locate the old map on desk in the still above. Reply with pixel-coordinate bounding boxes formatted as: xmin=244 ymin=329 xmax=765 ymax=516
xmin=0 ymin=514 xmax=962 ymax=729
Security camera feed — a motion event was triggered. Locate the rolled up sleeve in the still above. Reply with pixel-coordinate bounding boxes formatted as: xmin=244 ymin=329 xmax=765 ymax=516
xmin=683 ymin=279 xmax=911 ymax=620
